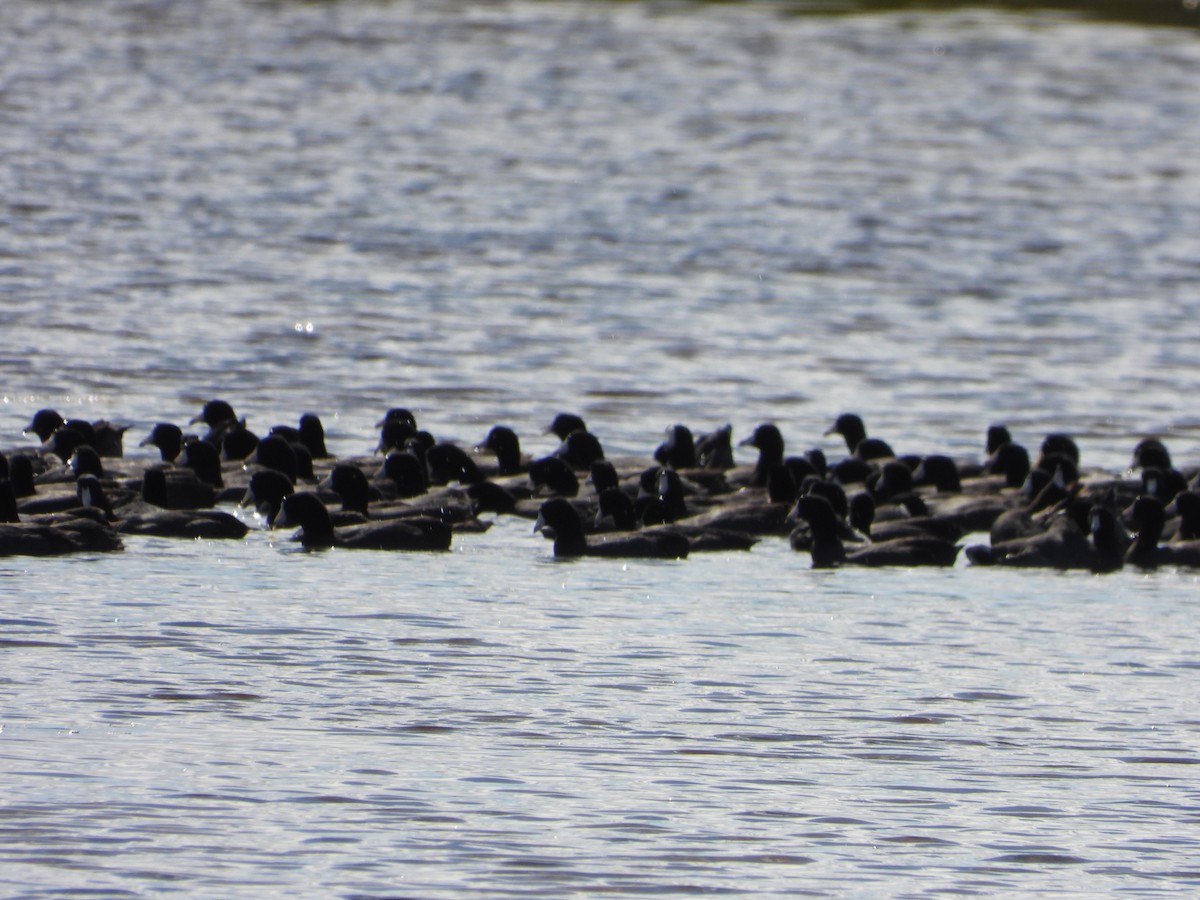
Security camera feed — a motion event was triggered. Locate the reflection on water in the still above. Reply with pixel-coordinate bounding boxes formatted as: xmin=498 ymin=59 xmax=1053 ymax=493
xmin=2 ymin=0 xmax=1200 ymax=895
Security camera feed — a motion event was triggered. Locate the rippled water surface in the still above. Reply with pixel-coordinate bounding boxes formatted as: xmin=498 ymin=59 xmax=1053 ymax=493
xmin=3 ymin=0 xmax=1200 ymax=896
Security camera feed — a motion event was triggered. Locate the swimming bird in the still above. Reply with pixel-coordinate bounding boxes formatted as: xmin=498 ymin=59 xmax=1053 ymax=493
xmin=180 ymin=439 xmax=224 ymax=489
xmin=983 ymin=442 xmax=1032 ymax=489
xmin=912 ymin=455 xmax=962 ymax=494
xmin=654 ymin=424 xmax=696 ymax=470
xmin=376 ymin=419 xmax=419 ymax=455
xmin=241 ymin=469 xmax=295 ymax=525
xmin=695 ymin=424 xmax=735 ymax=469
xmin=1125 ymin=495 xmax=1200 ymax=569
xmin=1130 ymin=438 xmax=1172 ymax=472
xmin=113 ymin=469 xmax=249 ymax=539
xmin=847 ymin=492 xmax=966 ymax=544
xmin=587 ymin=460 xmax=622 ymax=495
xmin=250 ymin=435 xmax=300 ymax=484
xmin=1167 ymin=491 xmax=1200 ymax=541
xmin=141 ymin=423 xmax=186 ymax=462
xmin=274 ymin=491 xmax=451 ymax=551
xmin=986 ymin=467 xmax=1077 ymax=546
xmin=7 ymin=455 xmax=37 ymax=498
xmin=965 ymin=503 xmax=1126 ymax=572
xmin=375 ymin=450 xmax=430 ymax=498
xmin=528 ymin=456 xmax=580 ymax=497
xmin=594 ymin=488 xmax=756 ymax=552
xmin=826 ymin=413 xmax=895 ymax=461
xmin=534 ymin=497 xmax=688 ymax=559
xmin=738 ymin=423 xmax=785 ymax=488
xmin=23 ymin=410 xmax=125 ymax=455
xmin=426 ymin=442 xmax=487 ymax=486
xmin=791 ymin=494 xmax=959 ymax=569
xmin=0 ymin=485 xmax=123 ymax=557
xmin=268 ymin=413 xmax=330 ymax=459
xmin=69 ymin=446 xmax=106 ymax=480
xmin=553 ymin=430 xmax=605 ymax=469
xmin=377 ymin=408 xmax=418 ymax=431
xmin=546 ymin=412 xmax=587 ymax=442
xmin=478 ymin=425 xmax=526 ymax=475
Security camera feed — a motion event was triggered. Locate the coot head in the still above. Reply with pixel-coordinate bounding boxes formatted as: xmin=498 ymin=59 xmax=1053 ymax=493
xmin=242 ymin=468 xmax=295 ymax=524
xmin=546 ymin=412 xmax=587 ymax=442
xmin=46 ymin=427 xmax=89 ymax=463
xmin=426 ymin=442 xmax=486 ymax=486
xmin=25 ymin=409 xmax=66 ymax=443
xmin=376 ymin=408 xmax=418 ymax=430
xmin=479 ymin=425 xmax=523 ymax=475
xmin=553 ymin=430 xmax=605 ymax=469
xmin=76 ymin=474 xmax=114 ymax=518
xmin=191 ymin=399 xmax=238 ymax=430
xmin=986 ymin=442 xmax=1031 ymax=488
xmin=181 ymin=439 xmax=224 ymax=488
xmin=1039 ymin=433 xmax=1080 ymax=468
xmin=298 ymin=413 xmax=330 ymax=458
xmin=740 ymin=423 xmax=784 ymax=486
xmin=377 ymin=419 xmax=418 ymax=455
xmin=69 ymin=446 xmax=104 ymax=479
xmin=141 ymin=423 xmax=185 ymax=462
xmin=1130 ymin=437 xmax=1172 ymax=472
xmin=695 ymin=424 xmax=734 ymax=469
xmin=588 ymin=460 xmax=620 ymax=494
xmin=377 ymin=450 xmax=429 ymax=498
xmin=986 ymin=424 xmax=1013 ymax=455
xmin=913 ymin=454 xmax=961 ymax=494
xmin=321 ymin=464 xmax=372 ymax=515
xmin=528 ymin=456 xmax=579 ymax=497
xmin=252 ymin=435 xmax=299 ymax=484
xmin=654 ymin=424 xmax=696 ymax=470
xmin=534 ymin=497 xmax=587 ymax=553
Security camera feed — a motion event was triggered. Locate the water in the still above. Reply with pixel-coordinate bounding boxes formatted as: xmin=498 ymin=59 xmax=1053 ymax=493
xmin=2 ymin=0 xmax=1200 ymax=895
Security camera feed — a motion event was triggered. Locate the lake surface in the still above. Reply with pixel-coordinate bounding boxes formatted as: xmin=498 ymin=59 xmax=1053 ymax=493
xmin=2 ymin=0 xmax=1200 ymax=896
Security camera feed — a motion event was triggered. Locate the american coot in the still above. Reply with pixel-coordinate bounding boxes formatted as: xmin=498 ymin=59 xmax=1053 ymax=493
xmin=595 ymin=488 xmax=756 ymax=553
xmin=965 ymin=504 xmax=1126 ymax=573
xmin=274 ymin=492 xmax=451 ymax=552
xmin=321 ymin=463 xmax=489 ymax=533
xmin=137 ymin=464 xmax=220 ymax=511
xmin=553 ymin=430 xmax=605 ymax=469
xmin=0 ymin=480 xmax=123 ymax=557
xmin=694 ymin=424 xmax=735 ymax=470
xmin=847 ymin=492 xmax=966 ymax=544
xmin=24 ymin=409 xmax=127 ymax=458
xmin=141 ymin=423 xmax=186 ymax=462
xmin=528 ymin=456 xmax=580 ymax=498
xmin=1126 ymin=495 xmax=1200 ymax=569
xmin=241 ymin=469 xmax=295 ymax=526
xmin=75 ymin=473 xmax=248 ymax=540
xmin=738 ymin=423 xmax=785 ymax=488
xmin=911 ymin=455 xmax=962 ymax=494
xmin=792 ymin=494 xmax=959 ymax=569
xmin=534 ymin=498 xmax=688 ymax=560
xmin=426 ymin=442 xmax=487 ymax=486
xmin=546 ymin=413 xmax=587 ymax=442
xmin=654 ymin=425 xmax=696 ymax=470
xmin=1167 ymin=491 xmax=1200 ymax=542
xmin=986 ymin=467 xmax=1076 ymax=545
xmin=271 ymin=413 xmax=331 ymax=459
xmin=825 ymin=413 xmax=895 ymax=461
xmin=478 ymin=425 xmax=526 ymax=476
xmin=181 ymin=440 xmax=224 ymax=489
xmin=375 ymin=450 xmax=429 ymax=499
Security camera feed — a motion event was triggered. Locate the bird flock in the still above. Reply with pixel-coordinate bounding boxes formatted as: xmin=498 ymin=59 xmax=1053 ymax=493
xmin=2 ymin=400 xmax=1199 ymax=572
